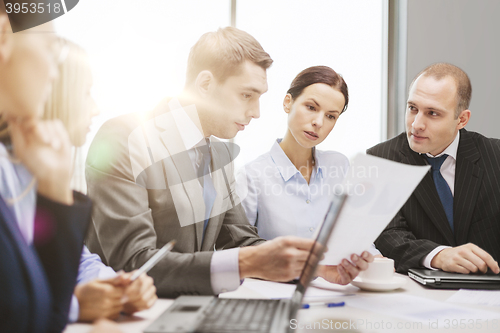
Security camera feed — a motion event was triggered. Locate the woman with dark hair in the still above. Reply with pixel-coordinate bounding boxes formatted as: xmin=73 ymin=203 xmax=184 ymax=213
xmin=238 ymin=66 xmax=380 ymax=256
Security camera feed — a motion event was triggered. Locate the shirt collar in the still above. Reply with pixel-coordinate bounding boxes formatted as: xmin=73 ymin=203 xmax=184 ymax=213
xmin=314 ymin=147 xmax=325 ymax=178
xmin=425 ymin=131 xmax=460 ymax=160
xmin=168 ymin=98 xmax=205 ymax=151
xmin=270 ymin=139 xmax=322 ymax=181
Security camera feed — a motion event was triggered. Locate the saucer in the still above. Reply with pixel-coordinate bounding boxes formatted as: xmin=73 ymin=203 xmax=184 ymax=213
xmin=351 ymin=276 xmax=406 ymax=291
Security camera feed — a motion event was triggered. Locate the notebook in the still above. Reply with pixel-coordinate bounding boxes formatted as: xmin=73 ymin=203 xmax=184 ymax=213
xmin=144 ymin=193 xmax=347 ymax=333
xmin=408 ymin=268 xmax=500 ymax=290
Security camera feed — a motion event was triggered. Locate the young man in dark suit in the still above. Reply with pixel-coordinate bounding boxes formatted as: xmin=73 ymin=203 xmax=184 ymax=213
xmin=368 ymin=63 xmax=500 ymax=275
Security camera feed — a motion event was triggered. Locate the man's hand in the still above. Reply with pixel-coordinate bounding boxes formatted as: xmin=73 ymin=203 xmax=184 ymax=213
xmin=74 ymin=279 xmax=124 ymax=322
xmin=112 ymin=271 xmax=158 ymax=315
xmin=431 ymin=243 xmax=500 ymax=274
xmin=239 ymin=236 xmax=315 ymax=281
xmin=9 ymin=118 xmax=73 ymax=204
xmin=317 ymin=251 xmax=374 ymax=285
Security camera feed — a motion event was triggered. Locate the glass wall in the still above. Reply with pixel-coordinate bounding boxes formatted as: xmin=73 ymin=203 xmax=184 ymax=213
xmin=53 ymin=0 xmax=386 ymax=188
xmin=234 ymin=0 xmax=386 ymax=169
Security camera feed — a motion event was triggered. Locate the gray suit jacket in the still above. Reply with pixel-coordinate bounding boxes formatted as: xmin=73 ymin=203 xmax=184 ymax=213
xmin=367 ymin=129 xmax=500 ymax=273
xmin=85 ymin=98 xmax=264 ymax=297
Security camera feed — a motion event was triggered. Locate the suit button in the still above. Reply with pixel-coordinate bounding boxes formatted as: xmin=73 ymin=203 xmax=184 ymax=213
xmin=309 ymin=227 xmax=314 ymax=232
xmin=306 ymin=199 xmax=310 ymax=204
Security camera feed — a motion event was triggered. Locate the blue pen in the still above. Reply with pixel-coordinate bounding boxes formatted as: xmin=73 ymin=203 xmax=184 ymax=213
xmin=301 ymin=301 xmax=345 ymax=309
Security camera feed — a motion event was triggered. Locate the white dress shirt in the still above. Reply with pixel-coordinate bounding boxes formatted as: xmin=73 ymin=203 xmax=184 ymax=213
xmin=422 ymin=131 xmax=460 ymax=269
xmin=170 ymin=99 xmax=240 ymax=293
xmin=237 ymin=139 xmax=381 ymax=255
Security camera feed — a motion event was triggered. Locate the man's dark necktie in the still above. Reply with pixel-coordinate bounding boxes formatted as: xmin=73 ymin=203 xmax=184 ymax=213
xmin=196 ymin=142 xmax=216 ymax=243
xmin=426 ymin=154 xmax=454 ymax=232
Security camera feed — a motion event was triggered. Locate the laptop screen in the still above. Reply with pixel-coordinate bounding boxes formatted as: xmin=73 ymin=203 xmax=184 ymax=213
xmin=292 ymin=193 xmax=347 ymax=300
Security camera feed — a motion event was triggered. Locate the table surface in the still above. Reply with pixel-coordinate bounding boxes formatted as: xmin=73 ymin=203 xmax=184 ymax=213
xmin=64 ymin=274 xmax=500 ymax=333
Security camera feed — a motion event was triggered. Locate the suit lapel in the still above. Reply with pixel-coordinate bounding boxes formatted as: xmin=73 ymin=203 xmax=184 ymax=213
xmin=454 ymin=130 xmax=482 ymax=245
xmin=154 ymin=101 xmax=205 ymax=251
xmin=401 ymin=143 xmax=456 ymax=245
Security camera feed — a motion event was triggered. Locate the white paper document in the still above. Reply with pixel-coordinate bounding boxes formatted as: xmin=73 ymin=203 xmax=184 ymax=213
xmin=237 ymin=279 xmax=350 ymax=300
xmin=347 ymin=294 xmax=500 ymax=327
xmin=447 ymin=289 xmax=500 ymax=307
xmin=321 ymin=153 xmax=429 ymax=265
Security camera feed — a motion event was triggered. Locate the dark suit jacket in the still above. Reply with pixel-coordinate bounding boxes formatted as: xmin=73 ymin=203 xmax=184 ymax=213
xmin=0 ymin=192 xmax=91 ymax=333
xmin=367 ymin=129 xmax=500 ymax=273
xmin=86 ymin=98 xmax=265 ymax=298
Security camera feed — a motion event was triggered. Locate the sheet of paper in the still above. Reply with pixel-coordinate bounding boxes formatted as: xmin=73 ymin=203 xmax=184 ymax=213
xmin=321 ymin=153 xmax=429 ymax=265
xmin=447 ymin=289 xmax=500 ymax=307
xmin=347 ymin=294 xmax=500 ymax=327
xmin=236 ymin=279 xmax=351 ymax=300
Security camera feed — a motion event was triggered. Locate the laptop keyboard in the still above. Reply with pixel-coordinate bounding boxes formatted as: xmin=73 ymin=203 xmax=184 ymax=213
xmin=195 ymin=298 xmax=281 ymax=333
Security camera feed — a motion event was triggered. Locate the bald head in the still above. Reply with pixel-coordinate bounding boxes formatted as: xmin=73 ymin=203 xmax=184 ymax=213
xmin=409 ymin=63 xmax=471 ymax=118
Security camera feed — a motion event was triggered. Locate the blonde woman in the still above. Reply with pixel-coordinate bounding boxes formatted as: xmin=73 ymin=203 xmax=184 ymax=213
xmin=44 ymin=41 xmax=98 ymax=193
xmin=44 ymin=41 xmax=157 ymax=322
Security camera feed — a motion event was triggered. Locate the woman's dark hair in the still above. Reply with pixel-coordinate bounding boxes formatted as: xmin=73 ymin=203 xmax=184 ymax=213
xmin=287 ymin=66 xmax=349 ymax=113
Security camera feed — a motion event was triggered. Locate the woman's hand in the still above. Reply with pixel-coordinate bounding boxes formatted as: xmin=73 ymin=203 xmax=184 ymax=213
xmin=317 ymin=251 xmax=374 ymax=285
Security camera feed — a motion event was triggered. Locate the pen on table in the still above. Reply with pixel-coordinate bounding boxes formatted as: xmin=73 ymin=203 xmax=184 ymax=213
xmin=301 ymin=301 xmax=345 ymax=309
xmin=129 ymin=240 xmax=176 ymax=281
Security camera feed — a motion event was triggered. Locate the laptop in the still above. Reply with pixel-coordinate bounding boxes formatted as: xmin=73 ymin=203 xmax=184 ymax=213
xmin=144 ymin=193 xmax=347 ymax=333
xmin=408 ymin=268 xmax=500 ymax=290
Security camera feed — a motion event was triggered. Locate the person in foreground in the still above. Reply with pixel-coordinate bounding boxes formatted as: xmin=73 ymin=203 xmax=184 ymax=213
xmin=85 ymin=27 xmax=373 ymax=297
xmin=0 ymin=5 xmax=91 ymax=333
xmin=368 ymin=63 xmax=500 ymax=275
xmin=43 ymin=40 xmax=157 ymax=322
xmin=237 ymin=65 xmax=381 ymax=258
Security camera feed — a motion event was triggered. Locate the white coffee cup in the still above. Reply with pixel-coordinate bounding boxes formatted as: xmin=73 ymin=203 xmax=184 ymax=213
xmin=358 ymin=257 xmax=395 ymax=282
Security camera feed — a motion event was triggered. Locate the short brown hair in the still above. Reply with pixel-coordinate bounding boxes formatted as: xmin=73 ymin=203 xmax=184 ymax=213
xmin=410 ymin=63 xmax=472 ymax=117
xmin=287 ymin=66 xmax=349 ymax=113
xmin=185 ymin=27 xmax=273 ymax=88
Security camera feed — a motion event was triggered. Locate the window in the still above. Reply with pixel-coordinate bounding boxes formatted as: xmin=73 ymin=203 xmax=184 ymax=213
xmin=234 ymin=0 xmax=387 ymax=169
xmin=54 ymin=0 xmax=387 ymax=189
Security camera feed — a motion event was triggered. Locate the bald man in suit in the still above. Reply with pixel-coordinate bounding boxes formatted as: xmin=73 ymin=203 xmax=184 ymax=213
xmin=368 ymin=63 xmax=500 ymax=275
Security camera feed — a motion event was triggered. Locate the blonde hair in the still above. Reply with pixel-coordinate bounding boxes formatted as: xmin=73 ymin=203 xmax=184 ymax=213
xmin=45 ymin=41 xmax=93 ymax=193
xmin=44 ymin=40 xmax=92 ymax=147
xmin=0 ymin=41 xmax=92 ymax=145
